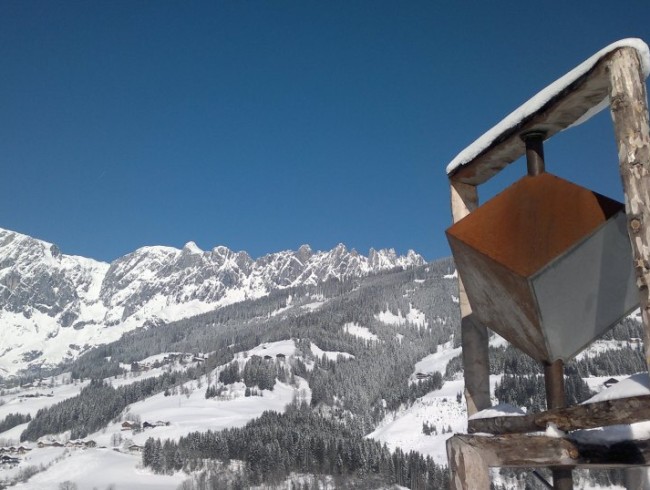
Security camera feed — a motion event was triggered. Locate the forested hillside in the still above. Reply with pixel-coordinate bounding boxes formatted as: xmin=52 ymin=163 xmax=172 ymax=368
xmin=2 ymin=256 xmax=645 ymax=489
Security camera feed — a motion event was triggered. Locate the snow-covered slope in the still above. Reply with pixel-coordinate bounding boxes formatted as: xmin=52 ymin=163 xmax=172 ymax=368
xmin=0 ymin=227 xmax=424 ymax=376
xmin=0 ymin=340 xmax=320 ymax=489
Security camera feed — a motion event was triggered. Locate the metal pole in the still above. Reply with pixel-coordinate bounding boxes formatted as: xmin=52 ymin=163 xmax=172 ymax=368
xmin=523 ymin=130 xmax=571 ymax=488
xmin=522 ymin=130 xmax=546 ymax=176
xmin=544 ymin=360 xmax=566 ymax=409
xmin=544 ymin=360 xmax=573 ymax=490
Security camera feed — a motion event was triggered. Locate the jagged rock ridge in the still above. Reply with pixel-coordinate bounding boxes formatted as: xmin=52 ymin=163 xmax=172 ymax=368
xmin=0 ymin=227 xmax=424 ymax=375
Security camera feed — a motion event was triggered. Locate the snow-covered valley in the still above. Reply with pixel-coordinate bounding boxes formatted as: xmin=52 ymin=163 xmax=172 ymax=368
xmin=0 ymin=226 xmax=644 ymax=489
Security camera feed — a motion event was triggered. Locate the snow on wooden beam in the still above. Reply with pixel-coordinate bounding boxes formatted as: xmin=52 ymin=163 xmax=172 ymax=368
xmin=468 ymin=394 xmax=650 ymax=435
xmin=447 ymin=39 xmax=650 ymax=185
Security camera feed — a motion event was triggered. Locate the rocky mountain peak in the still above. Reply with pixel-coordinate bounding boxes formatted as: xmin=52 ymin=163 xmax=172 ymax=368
xmin=0 ymin=226 xmax=426 ymax=375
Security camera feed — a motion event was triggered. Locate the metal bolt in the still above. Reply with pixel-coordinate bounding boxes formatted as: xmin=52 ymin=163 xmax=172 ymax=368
xmin=630 ymin=218 xmax=642 ymax=233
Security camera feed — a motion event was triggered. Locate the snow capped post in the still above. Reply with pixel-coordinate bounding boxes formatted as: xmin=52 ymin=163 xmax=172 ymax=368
xmin=444 ymin=39 xmax=650 ymax=490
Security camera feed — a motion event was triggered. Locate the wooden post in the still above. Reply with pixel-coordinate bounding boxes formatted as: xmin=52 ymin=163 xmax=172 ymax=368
xmin=608 ymin=46 xmax=650 ymax=373
xmin=544 ymin=360 xmax=566 ymax=410
xmin=609 ymin=45 xmax=650 ymax=490
xmin=450 ymin=181 xmax=491 ymax=416
xmin=447 ymin=436 xmax=490 ymax=490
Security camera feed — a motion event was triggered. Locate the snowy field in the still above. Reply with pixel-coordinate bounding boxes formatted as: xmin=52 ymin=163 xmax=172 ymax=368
xmin=0 ymin=356 xmax=205 ymax=442
xmin=2 ymin=333 xmax=646 ymax=488
xmin=375 ymin=304 xmax=428 ymax=329
xmin=13 ymin=448 xmax=185 ymax=490
xmin=0 ymin=340 xmax=320 ymax=489
xmin=369 ymin=376 xmax=503 ymax=465
xmin=342 ymin=322 xmax=379 ymax=342
xmin=90 ymin=376 xmax=310 ymax=448
xmin=0 ymin=378 xmax=87 ymax=426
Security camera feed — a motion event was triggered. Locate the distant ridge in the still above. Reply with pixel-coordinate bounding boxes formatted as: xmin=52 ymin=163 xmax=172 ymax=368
xmin=0 ymin=227 xmax=424 ymax=375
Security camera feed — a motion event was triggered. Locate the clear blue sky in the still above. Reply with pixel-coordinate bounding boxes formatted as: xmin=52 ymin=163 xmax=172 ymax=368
xmin=1 ymin=1 xmax=649 ymax=263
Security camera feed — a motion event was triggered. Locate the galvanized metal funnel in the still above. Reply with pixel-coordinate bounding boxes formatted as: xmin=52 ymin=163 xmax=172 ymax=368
xmin=446 ymin=172 xmax=638 ymax=362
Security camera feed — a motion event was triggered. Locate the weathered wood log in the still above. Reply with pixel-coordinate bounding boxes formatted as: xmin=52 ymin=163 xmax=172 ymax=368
xmin=448 ymin=43 xmax=648 ymax=185
xmin=449 ymin=53 xmax=612 ymax=184
xmin=449 ymin=434 xmax=650 ymax=468
xmin=608 ymin=47 xmax=650 ymax=374
xmin=449 ymin=434 xmax=580 ymax=468
xmin=450 ymin=181 xmax=491 ymax=417
xmin=468 ymin=394 xmax=650 ymax=435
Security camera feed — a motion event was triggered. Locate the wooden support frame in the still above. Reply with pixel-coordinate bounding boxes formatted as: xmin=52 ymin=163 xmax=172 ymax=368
xmin=447 ymin=41 xmax=649 ymax=186
xmin=446 ymin=41 xmax=650 ymax=489
xmin=449 ymin=434 xmax=650 ymax=470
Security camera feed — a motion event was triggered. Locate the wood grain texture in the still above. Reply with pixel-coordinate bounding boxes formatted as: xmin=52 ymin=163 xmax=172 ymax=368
xmin=609 ymin=47 xmax=650 ymax=373
xmin=449 ymin=181 xmax=491 ymax=416
xmin=468 ymin=394 xmax=650 ymax=435
xmin=449 ymin=48 xmax=630 ymax=185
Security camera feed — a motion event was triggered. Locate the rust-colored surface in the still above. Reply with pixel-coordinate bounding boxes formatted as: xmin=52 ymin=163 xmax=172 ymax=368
xmin=447 ymin=173 xmax=623 ymax=278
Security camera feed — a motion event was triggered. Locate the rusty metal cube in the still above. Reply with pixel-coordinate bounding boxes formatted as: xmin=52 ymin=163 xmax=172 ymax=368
xmin=446 ymin=172 xmax=638 ymax=363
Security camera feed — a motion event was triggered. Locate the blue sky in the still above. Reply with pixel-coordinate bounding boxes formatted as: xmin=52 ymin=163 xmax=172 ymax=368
xmin=1 ymin=1 xmax=649 ymax=263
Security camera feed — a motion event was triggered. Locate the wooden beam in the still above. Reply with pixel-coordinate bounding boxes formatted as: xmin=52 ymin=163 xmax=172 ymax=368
xmin=449 ymin=53 xmax=612 ymax=185
xmin=450 ymin=434 xmax=579 ymax=468
xmin=450 ymin=181 xmax=491 ymax=416
xmin=468 ymin=394 xmax=650 ymax=435
xmin=449 ymin=434 xmax=650 ymax=468
xmin=609 ymin=47 xmax=650 ymax=374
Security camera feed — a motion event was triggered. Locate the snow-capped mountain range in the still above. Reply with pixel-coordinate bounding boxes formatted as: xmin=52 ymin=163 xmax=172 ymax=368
xmin=0 ymin=227 xmax=424 ymax=376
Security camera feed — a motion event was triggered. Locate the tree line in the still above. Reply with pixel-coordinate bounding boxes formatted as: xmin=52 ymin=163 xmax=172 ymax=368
xmin=142 ymin=403 xmax=449 ymax=489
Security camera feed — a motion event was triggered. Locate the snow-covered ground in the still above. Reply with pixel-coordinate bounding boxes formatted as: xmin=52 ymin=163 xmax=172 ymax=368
xmin=13 ymin=448 xmax=185 ymax=490
xmin=3 ymin=331 xmax=645 ymax=488
xmin=90 ymin=376 xmax=310 ymax=448
xmin=0 ymin=357 xmax=206 ymax=443
xmin=443 ymin=270 xmax=457 ymax=279
xmin=342 ymin=322 xmax=379 ymax=342
xmin=368 ymin=380 xmax=466 ymax=464
xmin=410 ymin=341 xmax=460 ymax=381
xmin=0 ymin=379 xmax=87 ymax=429
xmin=371 ymin=334 xmax=519 ymax=466
xmin=368 ymin=375 xmax=504 ymax=465
xmin=235 ymin=339 xmax=298 ymax=360
xmin=575 ymin=338 xmax=642 ymax=361
xmin=375 ymin=304 xmax=428 ymax=329
xmin=0 ymin=340 xmax=316 ymax=489
xmin=230 ymin=339 xmax=354 ymax=366
xmin=309 ymin=343 xmax=354 ymax=362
